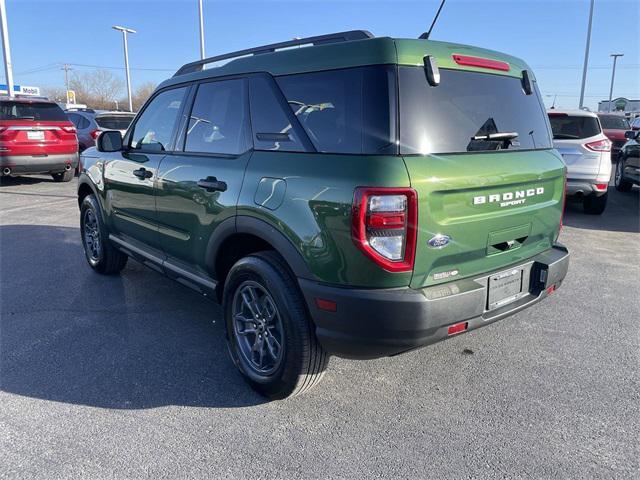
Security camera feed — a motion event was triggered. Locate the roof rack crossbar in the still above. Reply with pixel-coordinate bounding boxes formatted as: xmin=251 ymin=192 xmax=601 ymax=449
xmin=173 ymin=30 xmax=374 ymax=77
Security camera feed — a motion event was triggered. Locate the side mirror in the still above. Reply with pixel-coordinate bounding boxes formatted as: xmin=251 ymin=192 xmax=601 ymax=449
xmin=96 ymin=130 xmax=123 ymax=152
xmin=624 ymin=130 xmax=638 ymax=140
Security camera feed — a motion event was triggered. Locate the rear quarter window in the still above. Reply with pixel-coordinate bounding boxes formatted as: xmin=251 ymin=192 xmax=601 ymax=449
xmin=548 ymin=114 xmax=601 ymax=140
xmin=0 ymin=101 xmax=68 ymax=121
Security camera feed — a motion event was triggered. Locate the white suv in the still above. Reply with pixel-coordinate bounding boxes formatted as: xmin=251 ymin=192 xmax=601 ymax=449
xmin=548 ymin=110 xmax=612 ymax=215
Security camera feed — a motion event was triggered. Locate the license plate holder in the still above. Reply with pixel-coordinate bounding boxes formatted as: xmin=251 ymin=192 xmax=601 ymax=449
xmin=27 ymin=131 xmax=45 ymax=141
xmin=487 ymin=267 xmax=524 ymax=310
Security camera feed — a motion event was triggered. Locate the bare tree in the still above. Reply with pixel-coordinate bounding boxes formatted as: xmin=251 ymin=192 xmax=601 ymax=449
xmin=41 ymin=86 xmax=67 ymax=104
xmin=69 ymin=70 xmax=124 ymax=109
xmin=131 ymin=82 xmax=157 ymax=111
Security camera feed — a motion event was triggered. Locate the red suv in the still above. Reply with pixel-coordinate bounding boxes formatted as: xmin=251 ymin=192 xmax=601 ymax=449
xmin=597 ymin=113 xmax=631 ymax=161
xmin=0 ymin=96 xmax=79 ymax=182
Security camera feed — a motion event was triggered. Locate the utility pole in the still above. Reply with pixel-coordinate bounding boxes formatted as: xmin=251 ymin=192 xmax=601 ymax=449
xmin=62 ymin=63 xmax=72 ymax=97
xmin=0 ymin=0 xmax=15 ymax=98
xmin=607 ymin=53 xmax=623 ymax=112
xmin=198 ymin=0 xmax=205 ymax=59
xmin=112 ymin=25 xmax=136 ymax=112
xmin=578 ymin=0 xmax=595 ymax=109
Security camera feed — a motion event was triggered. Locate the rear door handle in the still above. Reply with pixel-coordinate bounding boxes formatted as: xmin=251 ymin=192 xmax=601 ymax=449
xmin=197 ymin=176 xmax=227 ymax=192
xmin=133 ymin=167 xmax=153 ymax=180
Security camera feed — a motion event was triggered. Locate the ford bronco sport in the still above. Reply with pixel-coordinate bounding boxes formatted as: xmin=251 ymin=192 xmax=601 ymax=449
xmin=78 ymin=31 xmax=570 ymax=399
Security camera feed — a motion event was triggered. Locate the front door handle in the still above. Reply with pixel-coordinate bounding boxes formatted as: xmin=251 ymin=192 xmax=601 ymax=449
xmin=197 ymin=176 xmax=227 ymax=192
xmin=133 ymin=167 xmax=153 ymax=180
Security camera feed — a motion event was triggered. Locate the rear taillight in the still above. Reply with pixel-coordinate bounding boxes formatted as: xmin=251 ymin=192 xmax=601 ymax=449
xmin=90 ymin=130 xmax=100 ymax=140
xmin=62 ymin=126 xmax=77 ymax=133
xmin=352 ymin=187 xmax=417 ymax=272
xmin=584 ymin=138 xmax=611 ymax=152
xmin=560 ymin=172 xmax=567 ymax=232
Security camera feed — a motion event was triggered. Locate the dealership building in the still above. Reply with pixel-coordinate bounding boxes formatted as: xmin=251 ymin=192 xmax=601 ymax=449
xmin=598 ymin=97 xmax=640 ymax=117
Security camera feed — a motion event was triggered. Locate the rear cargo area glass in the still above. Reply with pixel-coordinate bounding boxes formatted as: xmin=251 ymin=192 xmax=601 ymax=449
xmin=0 ymin=102 xmax=68 ymax=121
xmin=95 ymin=115 xmax=135 ymax=130
xmin=399 ymin=68 xmax=552 ymax=154
xmin=548 ymin=114 xmax=601 ymax=139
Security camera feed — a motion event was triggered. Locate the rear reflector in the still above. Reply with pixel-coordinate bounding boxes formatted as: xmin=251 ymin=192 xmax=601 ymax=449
xmin=546 ymin=285 xmax=556 ymax=295
xmin=452 ymin=54 xmax=510 ymax=72
xmin=447 ymin=322 xmax=468 ymax=336
xmin=315 ymin=298 xmax=337 ymax=312
xmin=594 ymin=183 xmax=608 ymax=191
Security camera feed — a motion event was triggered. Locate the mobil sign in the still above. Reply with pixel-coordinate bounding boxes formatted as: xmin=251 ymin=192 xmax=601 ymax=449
xmin=0 ymin=84 xmax=41 ymax=96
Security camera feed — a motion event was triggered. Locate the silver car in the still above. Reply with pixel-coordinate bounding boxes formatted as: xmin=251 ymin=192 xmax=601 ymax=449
xmin=66 ymin=109 xmax=136 ymax=152
xmin=548 ymin=109 xmax=612 ymax=215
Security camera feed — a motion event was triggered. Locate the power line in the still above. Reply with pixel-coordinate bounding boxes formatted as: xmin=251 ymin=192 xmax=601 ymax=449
xmin=16 ymin=61 xmax=174 ymax=76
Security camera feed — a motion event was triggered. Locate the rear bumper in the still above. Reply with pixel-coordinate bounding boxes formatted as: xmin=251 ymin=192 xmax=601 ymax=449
xmin=300 ymin=244 xmax=570 ymax=359
xmin=566 ymin=178 xmax=609 ymax=197
xmin=0 ymin=153 xmax=79 ymax=175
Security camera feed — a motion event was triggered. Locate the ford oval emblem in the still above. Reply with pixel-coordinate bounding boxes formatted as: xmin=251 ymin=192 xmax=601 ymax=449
xmin=427 ymin=234 xmax=451 ymax=249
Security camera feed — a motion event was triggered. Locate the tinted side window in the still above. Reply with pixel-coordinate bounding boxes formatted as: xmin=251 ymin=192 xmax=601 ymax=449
xmin=185 ymin=79 xmax=249 ymax=155
xmin=548 ymin=114 xmax=601 ymax=139
xmin=67 ymin=113 xmax=82 ymax=128
xmin=276 ymin=66 xmax=397 ymax=154
xmin=130 ymin=87 xmax=187 ymax=152
xmin=249 ymin=76 xmax=305 ymax=152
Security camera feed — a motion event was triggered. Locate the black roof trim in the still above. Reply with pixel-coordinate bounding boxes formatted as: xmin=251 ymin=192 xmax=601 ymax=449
xmin=173 ymin=30 xmax=374 ymax=77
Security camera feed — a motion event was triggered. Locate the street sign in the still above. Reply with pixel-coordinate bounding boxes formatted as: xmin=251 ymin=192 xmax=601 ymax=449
xmin=0 ymin=84 xmax=40 ymax=96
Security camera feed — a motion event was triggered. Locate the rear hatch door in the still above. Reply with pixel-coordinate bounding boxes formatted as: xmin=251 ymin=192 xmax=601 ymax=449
xmin=398 ymin=66 xmax=564 ymax=289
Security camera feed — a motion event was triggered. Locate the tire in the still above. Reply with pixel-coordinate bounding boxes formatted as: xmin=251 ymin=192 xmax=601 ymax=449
xmin=583 ymin=192 xmax=608 ymax=215
xmin=614 ymin=160 xmax=633 ymax=192
xmin=223 ymin=251 xmax=329 ymax=399
xmin=80 ymin=194 xmax=128 ymax=274
xmin=52 ymin=169 xmax=74 ymax=182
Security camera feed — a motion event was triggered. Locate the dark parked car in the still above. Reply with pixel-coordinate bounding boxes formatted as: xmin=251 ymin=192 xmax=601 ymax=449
xmin=615 ymin=130 xmax=640 ymax=191
xmin=67 ymin=109 xmax=136 ymax=152
xmin=1 ymin=96 xmax=78 ymax=181
xmin=597 ymin=113 xmax=631 ymax=160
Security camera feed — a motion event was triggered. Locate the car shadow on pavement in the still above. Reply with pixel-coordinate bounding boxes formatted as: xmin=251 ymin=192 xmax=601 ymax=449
xmin=0 ymin=175 xmax=55 ymax=186
xmin=0 ymin=224 xmax=267 ymax=409
xmin=562 ymin=187 xmax=639 ymax=234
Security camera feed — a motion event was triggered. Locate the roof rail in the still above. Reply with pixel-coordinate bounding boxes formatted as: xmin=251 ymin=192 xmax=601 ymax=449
xmin=173 ymin=30 xmax=374 ymax=77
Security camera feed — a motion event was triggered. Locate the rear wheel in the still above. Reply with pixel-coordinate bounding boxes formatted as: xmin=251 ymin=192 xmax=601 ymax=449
xmin=615 ymin=160 xmax=633 ymax=192
xmin=583 ymin=192 xmax=608 ymax=215
xmin=223 ymin=251 xmax=329 ymax=399
xmin=52 ymin=169 xmax=74 ymax=182
xmin=80 ymin=194 xmax=128 ymax=274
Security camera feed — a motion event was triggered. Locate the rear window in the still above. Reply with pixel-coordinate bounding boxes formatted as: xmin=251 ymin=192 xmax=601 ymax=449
xmin=95 ymin=115 xmax=135 ymax=131
xmin=548 ymin=114 xmax=601 ymax=140
xmin=399 ymin=68 xmax=552 ymax=154
xmin=0 ymin=101 xmax=68 ymax=121
xmin=275 ymin=66 xmax=396 ymax=155
xmin=598 ymin=115 xmax=630 ymax=130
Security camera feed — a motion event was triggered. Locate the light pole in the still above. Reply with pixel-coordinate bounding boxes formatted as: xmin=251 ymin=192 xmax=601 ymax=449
xmin=607 ymin=53 xmax=623 ymax=112
xmin=578 ymin=0 xmax=595 ymax=109
xmin=198 ymin=0 xmax=205 ymax=59
xmin=0 ymin=0 xmax=15 ymax=98
xmin=112 ymin=25 xmax=136 ymax=112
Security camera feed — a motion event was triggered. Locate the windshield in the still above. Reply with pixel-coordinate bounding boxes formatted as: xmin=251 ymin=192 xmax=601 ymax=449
xmin=96 ymin=114 xmax=135 ymax=130
xmin=548 ymin=114 xmax=601 ymax=140
xmin=0 ymin=101 xmax=68 ymax=121
xmin=398 ymin=68 xmax=552 ymax=154
xmin=598 ymin=114 xmax=630 ymax=130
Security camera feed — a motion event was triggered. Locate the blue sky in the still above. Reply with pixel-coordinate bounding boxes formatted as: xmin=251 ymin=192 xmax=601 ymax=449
xmin=5 ymin=0 xmax=639 ymax=110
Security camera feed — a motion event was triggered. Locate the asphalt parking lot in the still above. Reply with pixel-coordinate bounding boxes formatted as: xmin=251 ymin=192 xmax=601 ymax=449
xmin=0 ymin=175 xmax=638 ymax=479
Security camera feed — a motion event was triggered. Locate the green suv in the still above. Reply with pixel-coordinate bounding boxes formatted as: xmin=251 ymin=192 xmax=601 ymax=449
xmin=78 ymin=31 xmax=570 ymax=399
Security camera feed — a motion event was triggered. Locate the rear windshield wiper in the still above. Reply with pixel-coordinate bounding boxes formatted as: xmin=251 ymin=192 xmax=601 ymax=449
xmin=471 ymin=132 xmax=519 ymax=141
xmin=17 ymin=116 xmax=35 ymax=120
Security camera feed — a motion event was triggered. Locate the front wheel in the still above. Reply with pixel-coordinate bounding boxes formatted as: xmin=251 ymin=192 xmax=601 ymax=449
xmin=615 ymin=160 xmax=633 ymax=192
xmin=223 ymin=251 xmax=329 ymax=399
xmin=583 ymin=192 xmax=608 ymax=215
xmin=52 ymin=169 xmax=74 ymax=182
